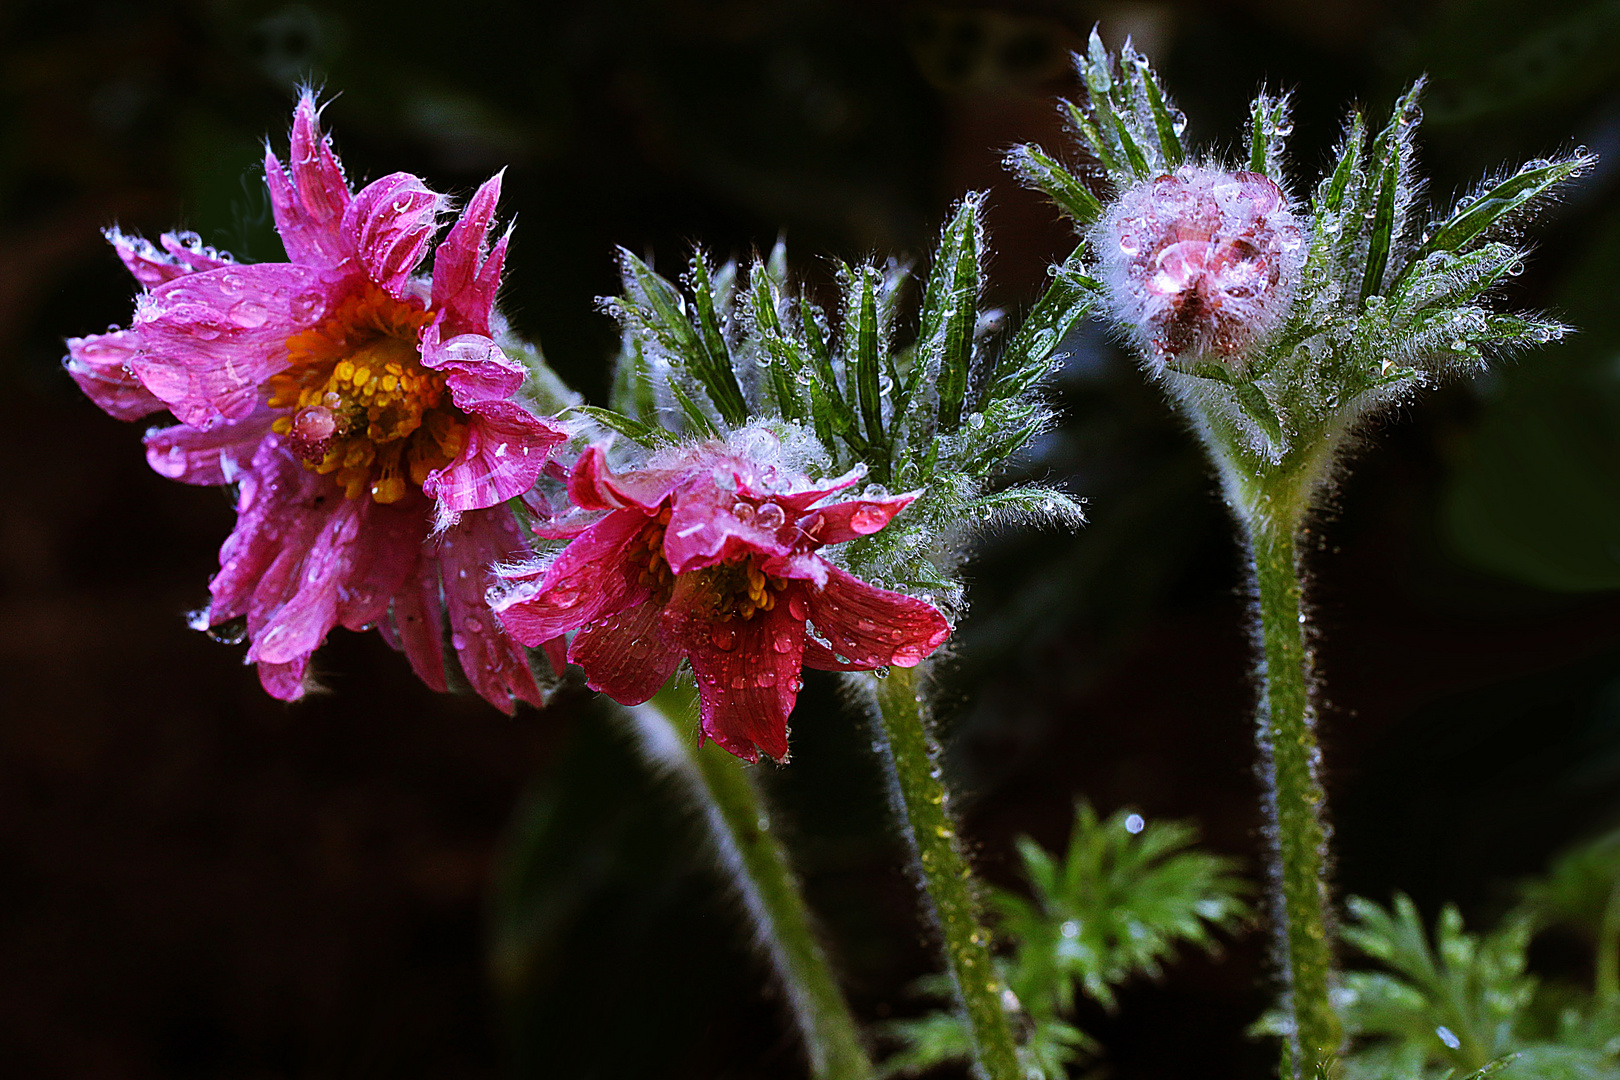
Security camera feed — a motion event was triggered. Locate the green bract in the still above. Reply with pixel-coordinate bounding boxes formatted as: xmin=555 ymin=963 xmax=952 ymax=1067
xmin=585 ymin=195 xmax=1086 ymax=615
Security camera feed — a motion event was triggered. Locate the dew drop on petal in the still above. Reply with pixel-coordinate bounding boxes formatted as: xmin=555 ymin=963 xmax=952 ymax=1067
xmin=229 ymin=300 xmax=269 ymax=328
xmin=787 ymin=595 xmax=808 ymax=620
xmin=451 ymin=633 xmax=467 ymax=650
xmin=730 ymin=674 xmax=747 ymax=689
xmin=849 ymin=504 xmax=889 ymax=535
xmin=755 ymin=502 xmax=785 ymax=530
xmin=711 ymin=625 xmax=737 ymax=650
xmin=731 ymin=501 xmax=756 ymax=523
xmin=891 ymin=644 xmax=928 ymax=666
xmin=755 ymin=671 xmax=776 ymax=687
xmin=772 ymin=634 xmax=794 ymax=654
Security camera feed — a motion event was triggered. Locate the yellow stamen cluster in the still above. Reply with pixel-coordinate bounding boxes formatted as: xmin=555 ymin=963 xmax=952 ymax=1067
xmin=632 ymin=508 xmax=676 ymax=601
xmin=268 ymin=283 xmax=468 ymax=504
xmin=689 ymin=555 xmax=788 ymax=622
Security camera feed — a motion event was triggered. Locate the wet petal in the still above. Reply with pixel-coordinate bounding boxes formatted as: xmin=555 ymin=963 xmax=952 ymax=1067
xmin=435 ymin=508 xmax=544 ymax=713
xmin=425 ymin=398 xmax=566 ymax=530
xmin=264 ymin=93 xmax=352 ymax=268
xmin=385 ymin=563 xmax=447 ymax=694
xmin=567 ymin=444 xmax=683 ymax=512
xmin=799 ymin=490 xmax=918 ymax=546
xmin=343 ymin=171 xmax=446 ymax=297
xmin=666 ymin=600 xmax=805 ymax=763
xmin=64 ymin=329 xmax=165 ymax=421
xmin=144 ymin=406 xmax=274 ymax=485
xmin=130 ymin=263 xmax=328 ymax=429
xmin=800 ymin=563 xmax=949 ymax=670
xmin=570 ymin=600 xmax=681 ymax=705
xmin=662 ymin=475 xmax=795 ymax=574
xmin=490 ymin=507 xmax=652 ymax=646
xmin=430 ymin=171 xmax=507 ymax=336
xmin=418 ymin=322 xmax=524 ymax=401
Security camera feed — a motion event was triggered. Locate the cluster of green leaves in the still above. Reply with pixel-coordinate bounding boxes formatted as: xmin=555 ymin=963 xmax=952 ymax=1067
xmin=880 ymin=803 xmax=1250 ymax=1078
xmin=584 ymin=194 xmax=1086 ymax=612
xmin=1007 ymin=31 xmax=1591 ymax=507
xmin=1334 ymin=831 xmax=1620 ymax=1080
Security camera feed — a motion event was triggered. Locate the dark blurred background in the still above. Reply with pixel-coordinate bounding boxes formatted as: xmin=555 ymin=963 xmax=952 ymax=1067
xmin=6 ymin=0 xmax=1620 ymax=1076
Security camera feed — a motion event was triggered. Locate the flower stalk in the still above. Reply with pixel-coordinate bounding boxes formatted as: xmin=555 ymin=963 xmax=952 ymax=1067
xmin=861 ymin=664 xmax=1023 ymax=1080
xmin=620 ymin=682 xmax=875 ymax=1080
xmin=1243 ymin=470 xmax=1341 ymax=1078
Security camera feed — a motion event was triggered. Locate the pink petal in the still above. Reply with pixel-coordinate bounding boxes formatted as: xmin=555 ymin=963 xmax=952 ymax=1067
xmin=130 ymin=263 xmax=328 ymax=429
xmin=418 ymin=322 xmax=524 ymax=402
xmin=569 ymin=600 xmax=681 ymax=705
xmin=210 ymin=437 xmax=419 ymax=677
xmin=105 ymin=228 xmax=190 ymax=288
xmin=765 ymin=465 xmax=866 ymax=513
xmin=664 ymin=595 xmax=806 ymax=763
xmin=424 ymin=398 xmax=567 ymax=529
xmin=490 ymin=507 xmax=653 ymax=646
xmin=430 ymin=171 xmax=507 ymax=336
xmin=342 ymin=172 xmax=446 ymax=297
xmin=434 ymin=508 xmax=544 ymax=713
xmin=798 ymin=563 xmax=949 ymax=670
xmin=662 ymin=476 xmax=794 ymax=574
xmin=384 ymin=565 xmax=447 ymax=694
xmin=799 ymin=491 xmax=918 ymax=546
xmin=257 ymin=656 xmax=312 ymax=701
xmin=160 ymin=231 xmax=237 ymax=274
xmin=144 ymin=406 xmax=274 ymax=485
xmin=567 ymin=445 xmax=682 ymax=512
xmin=264 ymin=93 xmax=352 ymax=269
xmin=64 ymin=329 xmax=166 ymax=420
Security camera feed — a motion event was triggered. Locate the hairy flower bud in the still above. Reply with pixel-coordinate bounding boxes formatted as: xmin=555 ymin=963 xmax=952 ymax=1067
xmin=1098 ymin=165 xmax=1302 ymax=374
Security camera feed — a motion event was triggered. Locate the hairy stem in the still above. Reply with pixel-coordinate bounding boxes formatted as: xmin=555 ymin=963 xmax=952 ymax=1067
xmin=620 ymin=684 xmax=875 ymax=1080
xmin=861 ymin=664 xmax=1022 ymax=1080
xmin=1247 ymin=504 xmax=1342 ymax=1079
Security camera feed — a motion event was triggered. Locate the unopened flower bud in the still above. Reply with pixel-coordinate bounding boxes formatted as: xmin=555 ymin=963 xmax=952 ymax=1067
xmin=1098 ymin=165 xmax=1302 ymax=374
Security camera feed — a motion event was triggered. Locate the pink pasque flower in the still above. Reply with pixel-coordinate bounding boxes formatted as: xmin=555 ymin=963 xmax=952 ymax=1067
xmin=490 ymin=440 xmax=952 ymax=762
xmin=1098 ymin=165 xmax=1303 ymax=371
xmin=65 ymin=93 xmax=566 ymax=710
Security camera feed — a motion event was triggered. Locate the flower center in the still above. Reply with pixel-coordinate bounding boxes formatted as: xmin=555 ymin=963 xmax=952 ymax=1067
xmin=687 ymin=555 xmax=788 ymax=623
xmin=267 ymin=282 xmax=468 ymax=504
xmin=631 ymin=508 xmax=677 ymax=601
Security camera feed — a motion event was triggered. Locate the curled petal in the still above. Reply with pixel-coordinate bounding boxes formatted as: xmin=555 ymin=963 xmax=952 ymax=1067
xmin=801 ymin=491 xmax=918 ymax=546
xmin=665 ymin=595 xmax=805 ymax=763
xmin=567 ymin=445 xmax=683 ymax=512
xmin=64 ymin=330 xmax=165 ymax=420
xmin=800 ymin=563 xmax=949 ymax=670
xmin=418 ymin=321 xmax=524 ymax=401
xmin=425 ymin=399 xmax=567 ymax=530
xmin=434 ymin=509 xmax=544 ymax=713
xmin=344 ymin=172 xmax=446 ymax=297
xmin=662 ymin=476 xmax=795 ymax=574
xmin=431 ymin=171 xmax=507 ymax=336
xmin=264 ymin=93 xmax=351 ymax=268
xmin=131 ymin=263 xmax=327 ymax=429
xmin=491 ymin=508 xmax=652 ymax=646
xmin=144 ymin=406 xmax=275 ymax=486
xmin=105 ymin=227 xmax=234 ymax=288
xmin=569 ymin=600 xmax=681 ymax=705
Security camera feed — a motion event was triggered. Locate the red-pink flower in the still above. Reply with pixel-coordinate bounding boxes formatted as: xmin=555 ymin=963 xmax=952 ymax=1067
xmin=490 ymin=440 xmax=952 ymax=762
xmin=66 ymin=93 xmax=566 ymax=710
xmin=1098 ymin=165 xmax=1302 ymax=370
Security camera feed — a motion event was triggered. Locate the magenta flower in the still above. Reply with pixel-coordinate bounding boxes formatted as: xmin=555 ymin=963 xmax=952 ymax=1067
xmin=490 ymin=439 xmax=952 ymax=762
xmin=66 ymin=93 xmax=566 ymax=710
xmin=1098 ymin=165 xmax=1303 ymax=371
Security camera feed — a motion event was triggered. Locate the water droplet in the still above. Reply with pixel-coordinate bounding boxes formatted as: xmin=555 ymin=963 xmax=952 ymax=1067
xmin=465 ymin=617 xmax=482 ymax=632
xmin=292 ymin=291 xmax=325 ymax=320
xmin=731 ymin=674 xmax=747 ymax=689
xmin=754 ymin=502 xmax=785 ymax=530
xmin=849 ymin=504 xmax=889 ymax=535
xmin=451 ymin=633 xmax=467 ymax=650
xmin=891 ymin=645 xmax=927 ymax=666
xmin=230 ymin=300 xmax=269 ymax=328
xmin=550 ymin=585 xmax=582 ymax=609
xmin=772 ymin=635 xmax=794 ymax=654
xmin=873 ymin=665 xmax=890 ymax=679
xmin=730 ymin=501 xmax=756 ymax=523
xmin=754 ymin=671 xmax=776 ymax=687
xmin=1061 ymin=919 xmax=1081 ymax=939
xmin=1124 ymin=813 xmax=1145 ymax=834
xmin=711 ymin=625 xmax=737 ymax=650
xmin=787 ymin=595 xmax=808 ymax=620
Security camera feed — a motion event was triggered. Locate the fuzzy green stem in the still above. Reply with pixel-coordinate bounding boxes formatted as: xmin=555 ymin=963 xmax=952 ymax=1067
xmin=1597 ymin=879 xmax=1620 ymax=1009
xmin=862 ymin=664 xmax=1023 ymax=1080
xmin=1248 ymin=504 xmax=1342 ymax=1079
xmin=620 ymin=684 xmax=875 ymax=1080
